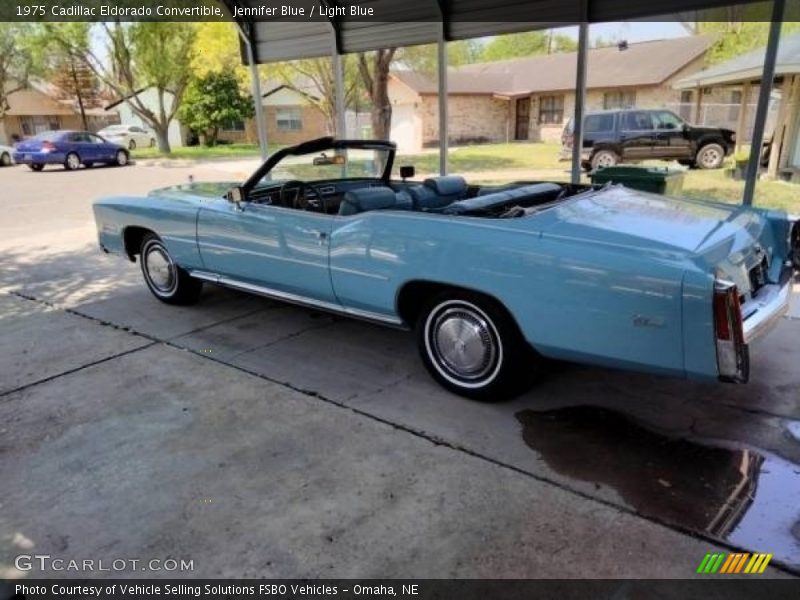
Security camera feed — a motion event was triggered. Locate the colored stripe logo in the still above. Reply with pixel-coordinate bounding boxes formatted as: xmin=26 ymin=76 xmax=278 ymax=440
xmin=696 ymin=552 xmax=772 ymax=574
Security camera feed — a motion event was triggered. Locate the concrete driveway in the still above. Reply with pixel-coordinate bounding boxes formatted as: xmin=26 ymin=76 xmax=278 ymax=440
xmin=1 ymin=160 xmax=799 ymax=579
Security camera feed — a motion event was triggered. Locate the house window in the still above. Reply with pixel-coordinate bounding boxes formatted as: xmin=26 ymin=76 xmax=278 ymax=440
xmin=20 ymin=116 xmax=60 ymax=136
xmin=276 ymin=108 xmax=302 ymax=132
xmin=679 ymin=90 xmax=693 ymax=120
xmin=603 ymin=91 xmax=636 ymax=110
xmin=222 ymin=119 xmax=245 ymax=132
xmin=729 ymin=90 xmax=743 ymax=122
xmin=538 ymin=95 xmax=564 ymax=124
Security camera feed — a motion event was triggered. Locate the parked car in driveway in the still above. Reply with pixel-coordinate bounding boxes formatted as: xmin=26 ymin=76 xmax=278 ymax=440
xmin=14 ymin=130 xmax=130 ymax=171
xmin=93 ymin=137 xmax=798 ymax=400
xmin=98 ymin=124 xmax=156 ymax=150
xmin=0 ymin=144 xmax=14 ymax=166
xmin=561 ymin=109 xmax=736 ymax=171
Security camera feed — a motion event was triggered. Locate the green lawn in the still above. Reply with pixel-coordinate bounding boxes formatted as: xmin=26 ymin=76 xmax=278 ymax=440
xmin=132 ymin=143 xmax=282 ymax=160
xmin=398 ymin=142 xmax=564 ymax=174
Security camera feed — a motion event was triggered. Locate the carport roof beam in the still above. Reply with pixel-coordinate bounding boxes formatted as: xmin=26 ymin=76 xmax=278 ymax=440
xmin=219 ymin=0 xmax=775 ymax=63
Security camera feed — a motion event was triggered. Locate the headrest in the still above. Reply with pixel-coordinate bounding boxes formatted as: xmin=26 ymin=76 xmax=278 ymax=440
xmin=339 ymin=187 xmax=398 ymax=216
xmin=423 ymin=175 xmax=467 ymax=197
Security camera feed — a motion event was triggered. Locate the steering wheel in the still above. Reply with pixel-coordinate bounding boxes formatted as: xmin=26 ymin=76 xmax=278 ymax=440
xmin=279 ymin=180 xmax=327 ymax=213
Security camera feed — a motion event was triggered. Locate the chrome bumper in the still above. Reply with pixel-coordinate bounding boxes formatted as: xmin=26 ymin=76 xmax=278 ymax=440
xmin=741 ymin=266 xmax=794 ymax=343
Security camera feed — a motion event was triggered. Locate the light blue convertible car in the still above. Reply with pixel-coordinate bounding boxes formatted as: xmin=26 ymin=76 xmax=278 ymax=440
xmin=93 ymin=137 xmax=798 ymax=400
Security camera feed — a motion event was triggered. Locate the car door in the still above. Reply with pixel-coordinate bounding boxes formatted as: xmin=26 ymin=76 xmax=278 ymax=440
xmin=71 ymin=132 xmax=100 ymax=162
xmin=651 ymin=110 xmax=692 ymax=159
xmin=196 ymin=197 xmax=336 ymax=303
xmin=88 ymin=134 xmax=116 ymax=162
xmin=619 ymin=110 xmax=657 ymax=160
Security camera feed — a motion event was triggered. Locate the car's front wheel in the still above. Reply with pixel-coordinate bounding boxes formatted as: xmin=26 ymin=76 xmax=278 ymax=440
xmin=115 ymin=150 xmax=129 ymax=166
xmin=64 ymin=152 xmax=81 ymax=170
xmin=1 ymin=152 xmax=11 ymax=166
xmin=417 ymin=291 xmax=541 ymax=401
xmin=591 ymin=149 xmax=619 ymax=170
xmin=695 ymin=143 xmax=725 ymax=169
xmin=139 ymin=233 xmax=202 ymax=305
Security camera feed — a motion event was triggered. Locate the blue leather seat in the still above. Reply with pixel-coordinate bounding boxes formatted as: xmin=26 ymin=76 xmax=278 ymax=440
xmin=442 ymin=183 xmax=563 ymax=216
xmin=407 ymin=175 xmax=467 ymax=210
xmin=338 ymin=187 xmax=413 ymax=216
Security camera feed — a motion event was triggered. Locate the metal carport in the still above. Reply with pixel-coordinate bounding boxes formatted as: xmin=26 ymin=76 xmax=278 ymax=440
xmin=218 ymin=0 xmax=788 ymax=205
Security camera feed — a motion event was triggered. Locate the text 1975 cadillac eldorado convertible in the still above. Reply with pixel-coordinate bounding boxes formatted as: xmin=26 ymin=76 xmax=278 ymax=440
xmin=93 ymin=137 xmax=799 ymax=400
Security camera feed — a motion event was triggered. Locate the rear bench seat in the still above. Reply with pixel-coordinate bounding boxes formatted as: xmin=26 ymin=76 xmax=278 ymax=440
xmin=441 ymin=182 xmax=563 ymax=216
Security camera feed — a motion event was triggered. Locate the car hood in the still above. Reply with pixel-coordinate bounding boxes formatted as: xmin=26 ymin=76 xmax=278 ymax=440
xmin=149 ymin=181 xmax=240 ymax=200
xmin=540 ymin=185 xmax=767 ymax=258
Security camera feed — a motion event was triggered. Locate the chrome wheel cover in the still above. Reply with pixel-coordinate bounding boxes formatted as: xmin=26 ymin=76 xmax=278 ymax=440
xmin=424 ymin=300 xmax=503 ymax=388
xmin=700 ymin=147 xmax=721 ymax=168
xmin=66 ymin=154 xmax=80 ymax=169
xmin=117 ymin=151 xmax=128 ymax=166
xmin=143 ymin=242 xmax=177 ymax=295
xmin=594 ymin=152 xmax=615 ymax=168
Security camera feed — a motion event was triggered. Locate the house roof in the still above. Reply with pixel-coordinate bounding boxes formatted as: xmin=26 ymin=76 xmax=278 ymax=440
xmin=673 ymin=32 xmax=800 ymax=89
xmin=261 ymin=77 xmax=321 ymax=102
xmin=393 ymin=35 xmax=715 ymax=97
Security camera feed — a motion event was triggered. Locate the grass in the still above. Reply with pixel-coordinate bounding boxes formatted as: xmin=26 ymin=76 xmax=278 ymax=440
xmin=131 ymin=143 xmax=282 ymax=160
xmin=134 ymin=140 xmax=798 ymax=213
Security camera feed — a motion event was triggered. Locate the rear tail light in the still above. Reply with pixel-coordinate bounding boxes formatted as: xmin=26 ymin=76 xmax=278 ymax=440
xmin=790 ymin=221 xmax=800 ymax=270
xmin=41 ymin=141 xmax=55 ymax=153
xmin=714 ymin=280 xmax=749 ymax=382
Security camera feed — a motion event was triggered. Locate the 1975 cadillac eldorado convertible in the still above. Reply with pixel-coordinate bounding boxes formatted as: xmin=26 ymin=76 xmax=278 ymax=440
xmin=93 ymin=137 xmax=799 ymax=400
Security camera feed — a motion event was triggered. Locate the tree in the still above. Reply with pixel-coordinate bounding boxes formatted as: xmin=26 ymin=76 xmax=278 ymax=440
xmin=0 ymin=23 xmax=38 ymax=119
xmin=481 ymin=31 xmax=549 ymax=61
xmin=697 ymin=21 xmax=800 ymax=64
xmin=178 ymin=72 xmax=254 ymax=146
xmin=48 ymin=22 xmax=196 ymax=152
xmin=357 ymin=49 xmax=397 ymax=140
xmin=272 ymin=56 xmax=361 ymax=136
xmin=50 ymin=54 xmax=101 ymax=131
xmin=191 ymin=22 xmax=246 ymax=79
xmin=397 ymin=39 xmax=484 ymax=74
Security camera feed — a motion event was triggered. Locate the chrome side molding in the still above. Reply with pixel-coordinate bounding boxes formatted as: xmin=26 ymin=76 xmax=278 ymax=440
xmin=190 ymin=270 xmax=406 ymax=328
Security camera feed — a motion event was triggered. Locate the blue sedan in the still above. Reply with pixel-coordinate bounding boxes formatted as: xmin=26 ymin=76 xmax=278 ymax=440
xmin=13 ymin=130 xmax=130 ymax=171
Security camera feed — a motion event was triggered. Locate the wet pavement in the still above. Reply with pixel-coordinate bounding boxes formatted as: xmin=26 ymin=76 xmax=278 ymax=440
xmin=516 ymin=406 xmax=800 ymax=569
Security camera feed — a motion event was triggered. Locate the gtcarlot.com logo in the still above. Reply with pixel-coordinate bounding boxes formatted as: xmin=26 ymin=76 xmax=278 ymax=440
xmin=696 ymin=552 xmax=772 ymax=574
xmin=14 ymin=554 xmax=194 ymax=572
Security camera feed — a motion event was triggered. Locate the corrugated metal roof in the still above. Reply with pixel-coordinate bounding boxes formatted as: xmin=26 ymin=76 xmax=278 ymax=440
xmin=673 ymin=32 xmax=800 ymax=88
xmin=392 ymin=35 xmax=714 ymax=96
xmin=219 ymin=0 xmax=763 ymax=63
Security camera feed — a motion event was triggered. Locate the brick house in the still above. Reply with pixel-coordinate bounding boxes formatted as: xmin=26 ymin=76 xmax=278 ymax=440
xmin=0 ymin=81 xmax=118 ymax=145
xmin=388 ymin=36 xmax=716 ymax=152
xmin=214 ymin=81 xmax=330 ymax=146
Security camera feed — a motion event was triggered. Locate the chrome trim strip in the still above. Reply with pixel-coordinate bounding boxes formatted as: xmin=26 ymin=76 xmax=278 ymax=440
xmin=189 ymin=270 xmax=405 ymax=327
xmin=741 ymin=267 xmax=793 ymax=343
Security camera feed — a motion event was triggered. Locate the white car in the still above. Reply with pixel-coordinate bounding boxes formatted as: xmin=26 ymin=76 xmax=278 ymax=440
xmin=98 ymin=125 xmax=156 ymax=150
xmin=0 ymin=144 xmax=15 ymax=166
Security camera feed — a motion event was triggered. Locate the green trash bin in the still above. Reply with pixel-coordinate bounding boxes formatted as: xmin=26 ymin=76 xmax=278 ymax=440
xmin=590 ymin=165 xmax=686 ymax=195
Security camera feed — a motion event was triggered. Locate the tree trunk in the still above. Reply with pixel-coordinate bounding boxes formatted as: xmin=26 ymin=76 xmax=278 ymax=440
xmin=71 ymin=59 xmax=88 ymax=131
xmin=371 ymin=67 xmax=392 ymax=140
xmin=207 ymin=127 xmax=219 ymax=147
xmin=154 ymin=126 xmax=171 ymax=153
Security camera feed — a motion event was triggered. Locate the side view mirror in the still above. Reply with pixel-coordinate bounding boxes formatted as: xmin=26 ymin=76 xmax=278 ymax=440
xmin=400 ymin=165 xmax=415 ymax=180
xmin=226 ymin=186 xmax=245 ymax=209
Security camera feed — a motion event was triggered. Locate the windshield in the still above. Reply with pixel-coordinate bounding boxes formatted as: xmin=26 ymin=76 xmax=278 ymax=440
xmin=265 ymin=147 xmax=392 ymax=183
xmin=32 ymin=131 xmax=63 ymax=141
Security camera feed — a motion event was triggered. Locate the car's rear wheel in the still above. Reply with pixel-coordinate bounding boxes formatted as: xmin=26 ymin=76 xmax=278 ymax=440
xmin=591 ymin=149 xmax=619 ymax=170
xmin=695 ymin=143 xmax=725 ymax=169
xmin=1 ymin=152 xmax=10 ymax=166
xmin=416 ymin=291 xmax=541 ymax=401
xmin=64 ymin=152 xmax=81 ymax=170
xmin=139 ymin=233 xmax=202 ymax=305
xmin=128 ymin=139 xmax=136 ymax=150
xmin=29 ymin=163 xmax=44 ymax=172
xmin=115 ymin=150 xmax=129 ymax=166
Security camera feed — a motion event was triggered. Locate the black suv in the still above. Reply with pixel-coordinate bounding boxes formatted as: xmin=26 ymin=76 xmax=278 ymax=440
xmin=561 ymin=109 xmax=736 ymax=171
